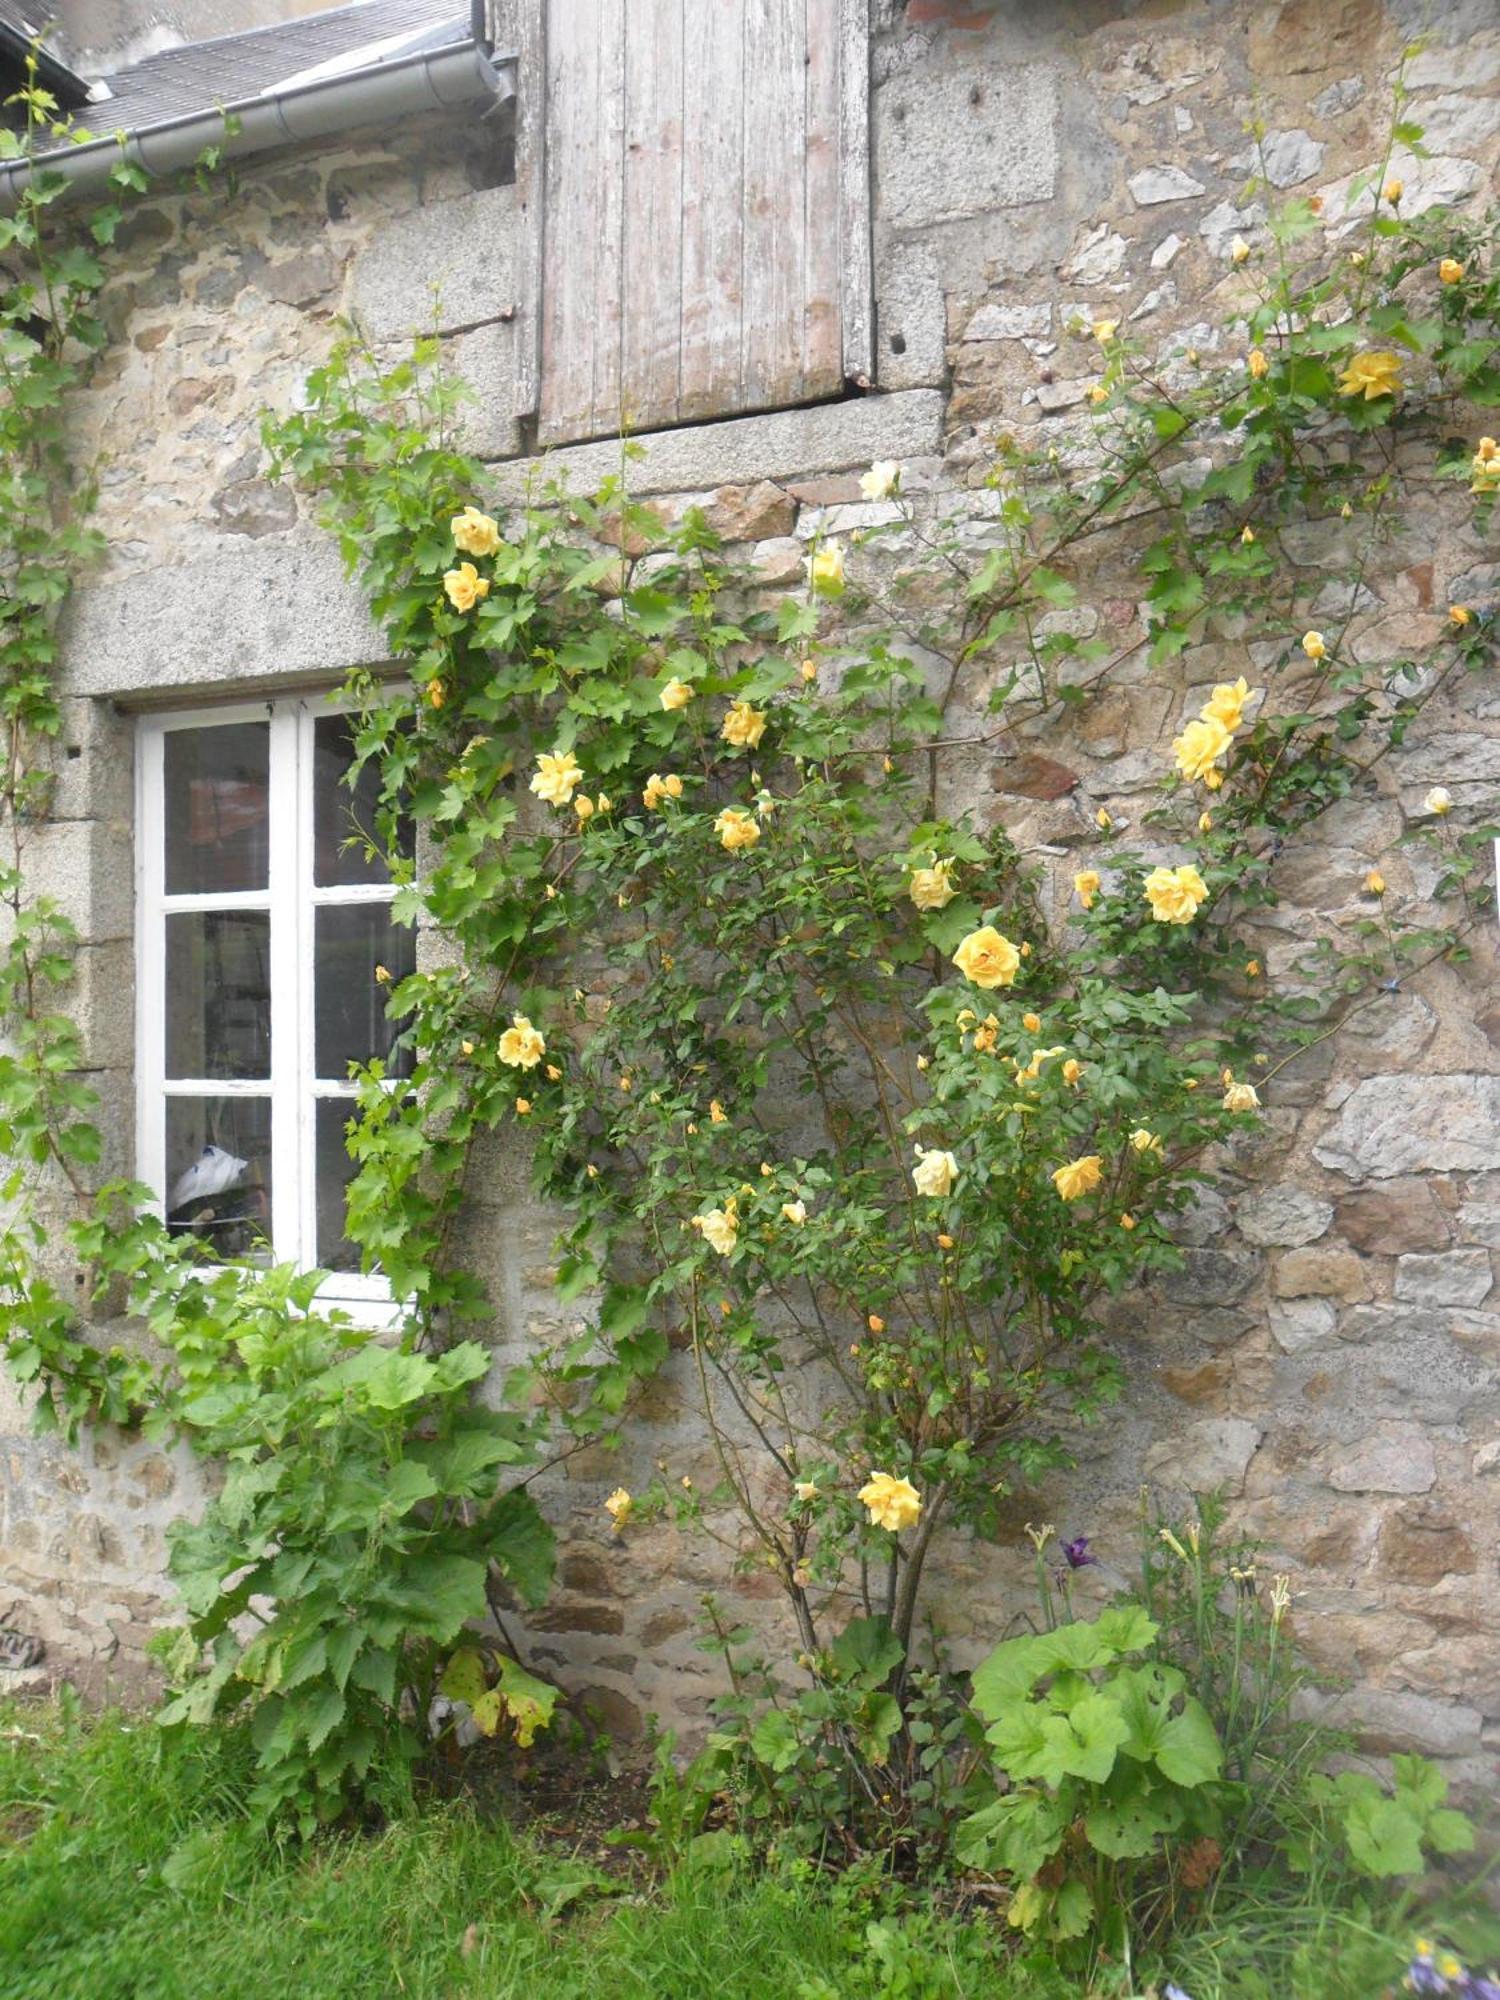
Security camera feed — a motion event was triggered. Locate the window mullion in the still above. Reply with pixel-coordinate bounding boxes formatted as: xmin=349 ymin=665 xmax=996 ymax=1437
xmin=134 ymin=719 xmax=167 ymax=1213
xmin=267 ymin=703 xmax=303 ymax=1266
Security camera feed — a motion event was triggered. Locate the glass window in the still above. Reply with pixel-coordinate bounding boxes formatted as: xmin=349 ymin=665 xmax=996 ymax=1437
xmin=139 ymin=698 xmax=414 ymax=1301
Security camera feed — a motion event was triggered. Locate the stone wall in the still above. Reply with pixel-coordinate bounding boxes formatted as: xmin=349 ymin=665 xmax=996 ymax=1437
xmin=5 ymin=0 xmax=1500 ymax=1788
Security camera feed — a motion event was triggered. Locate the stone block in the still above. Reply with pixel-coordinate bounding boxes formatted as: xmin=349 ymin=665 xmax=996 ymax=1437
xmin=445 ymin=319 xmax=525 ymax=462
xmin=1143 ymin=1417 xmax=1262 ymax=1495
xmin=61 ymin=539 xmax=384 ymax=699
xmin=1340 ymin=1686 xmax=1484 ymax=1760
xmin=16 ymin=819 xmax=133 ymax=946
xmin=1234 ymin=1185 xmax=1333 ymax=1248
xmin=1339 ymin=1178 xmax=1452 ymax=1254
xmin=1127 ymin=165 xmax=1207 ymax=206
xmin=1378 ymin=1504 xmax=1478 ymax=1585
xmin=1268 ymin=1296 xmax=1337 ymax=1354
xmin=1272 ymin=1246 xmax=1371 ymax=1302
xmin=1394 ymin=1250 xmax=1493 ymax=1308
xmin=963 ymin=301 xmax=1052 ymax=342
xmin=876 ymin=238 xmax=948 ymax=389
xmin=493 ymin=392 xmax=944 ymax=504
xmin=1314 ymin=1077 xmax=1500 ymax=1180
xmin=1159 ymin=1248 xmax=1259 ymax=1306
xmin=874 ymin=63 xmax=1059 ymax=227
xmin=350 ymin=185 xmax=521 ymax=341
xmin=1329 ymin=1431 xmax=1436 ymax=1495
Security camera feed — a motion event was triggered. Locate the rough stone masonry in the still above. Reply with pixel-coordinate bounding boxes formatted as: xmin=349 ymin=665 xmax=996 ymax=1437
xmin=4 ymin=0 xmax=1499 ymax=1795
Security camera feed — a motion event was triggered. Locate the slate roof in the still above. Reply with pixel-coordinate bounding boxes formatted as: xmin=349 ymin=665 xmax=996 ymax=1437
xmin=95 ymin=0 xmax=471 ymax=130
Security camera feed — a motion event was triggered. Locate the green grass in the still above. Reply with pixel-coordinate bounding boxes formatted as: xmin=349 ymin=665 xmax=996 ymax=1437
xmin=2 ymin=1703 xmax=1495 ymax=2000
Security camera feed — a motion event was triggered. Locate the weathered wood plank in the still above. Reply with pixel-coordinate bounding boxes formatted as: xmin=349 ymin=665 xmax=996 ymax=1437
xmin=540 ymin=0 xmax=605 ymax=442
xmin=741 ymin=0 xmax=806 ymax=408
xmin=803 ymin=0 xmax=843 ymax=392
xmin=620 ymin=0 xmax=684 ymax=428
xmin=839 ymin=0 xmax=873 ymax=386
xmin=492 ymin=0 xmax=546 ymax=418
xmin=587 ymin=0 xmax=628 ymax=436
xmin=677 ymin=0 xmax=745 ymax=421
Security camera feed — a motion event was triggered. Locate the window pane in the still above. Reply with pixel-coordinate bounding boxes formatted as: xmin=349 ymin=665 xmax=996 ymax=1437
xmin=314 ymin=905 xmax=416 ymax=1080
xmin=164 ymin=722 xmax=270 ymax=894
xmin=315 ymin=1098 xmax=362 ymax=1271
xmin=314 ymin=714 xmax=414 ymax=887
xmin=165 ymin=1096 xmax=272 ymax=1261
xmin=165 ymin=912 xmax=271 ymax=1079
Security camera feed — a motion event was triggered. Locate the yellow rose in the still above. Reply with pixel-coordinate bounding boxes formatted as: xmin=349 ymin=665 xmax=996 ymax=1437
xmin=1130 ymin=1128 xmax=1162 ymax=1154
xmin=450 ymin=504 xmax=501 ymax=557
xmin=1448 ymin=605 xmax=1472 ymax=628
xmin=1092 ymin=318 xmax=1118 ymax=343
xmin=443 ymin=561 xmax=491 ymax=613
xmin=715 ymin=807 xmax=761 ymax=851
xmin=800 ymin=657 xmax=818 ymax=682
xmin=1223 ymin=1081 xmax=1260 ymax=1112
xmin=721 ymin=699 xmax=768 ymax=751
xmin=1382 ymin=176 xmax=1403 ymax=205
xmin=782 ymin=1199 xmax=808 ymax=1225
xmin=643 ymin=772 xmax=684 ymax=810
xmin=1052 ymin=1154 xmax=1104 ymax=1201
xmin=1172 ymin=716 xmax=1233 ymax=784
xmin=604 ymin=1487 xmax=633 ymax=1528
xmin=1240 ymin=525 xmax=1256 ymax=544
xmin=1073 ymin=869 xmax=1101 ymax=910
xmin=1364 ymin=868 xmax=1385 ymax=895
xmin=1338 ymin=350 xmax=1402 ymax=401
xmin=1229 ymin=235 xmax=1250 ymax=264
xmin=1439 ymin=257 xmax=1465 ymax=284
xmin=427 ymin=679 xmax=446 ymax=710
xmin=1198 ymin=812 xmax=1213 ymax=833
xmin=573 ymin=793 xmax=595 ymax=822
xmin=374 ymin=963 xmax=391 ymax=985
xmin=912 ymin=1146 xmax=959 ymax=1198
xmin=952 ymin=925 xmax=1021 ymax=990
xmin=793 ymin=1479 xmax=819 ymax=1501
xmin=909 ymin=856 xmax=957 ymax=910
xmin=972 ymin=1015 xmax=1000 ymax=1054
xmin=1248 ymin=347 xmax=1270 ymax=379
xmin=1200 ymin=677 xmax=1253 ymax=732
xmin=530 ymin=749 xmax=583 ymax=806
xmin=1143 ymin=863 xmax=1209 ymax=925
xmin=660 ymin=676 xmax=694 ymax=710
xmin=498 ymin=1013 xmax=546 ymax=1069
xmin=809 ymin=543 xmax=846 ymax=596
xmin=515 ymin=1097 xmax=531 ymax=1115
xmin=709 ymin=1099 xmax=728 ymax=1124
xmin=858 ymin=1471 xmax=922 ymax=1533
xmin=859 ymin=460 xmax=901 ymax=501
xmin=1062 ymin=1058 xmax=1083 ymax=1086
xmin=1088 ymin=382 xmax=1110 ymax=407
xmin=1424 ymin=786 xmax=1452 ymax=816
xmin=1021 ymin=1012 xmax=1042 ymax=1035
xmin=1095 ymin=807 xmax=1112 ymax=831
xmin=1301 ymin=630 xmax=1327 ymax=662
xmin=694 ymin=1204 xmax=739 ymax=1256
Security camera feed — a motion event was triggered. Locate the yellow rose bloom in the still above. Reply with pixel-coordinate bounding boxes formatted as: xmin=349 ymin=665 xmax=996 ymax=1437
xmin=1240 ymin=525 xmax=1256 ymax=544
xmin=498 ymin=1013 xmax=546 ymax=1069
xmin=809 ymin=543 xmax=846 ymax=596
xmin=1052 ymin=1154 xmax=1104 ymax=1201
xmin=694 ymin=1204 xmax=739 ymax=1256
xmin=1062 ymin=1058 xmax=1083 ymax=1086
xmin=858 ymin=1471 xmax=922 ymax=1532
xmin=1424 ymin=786 xmax=1452 ymax=816
xmin=1449 ymin=605 xmax=1472 ymax=628
xmin=1022 ymin=1012 xmax=1042 ymax=1035
xmin=1095 ymin=807 xmax=1112 ymax=831
xmin=1364 ymin=868 xmax=1385 ymax=895
xmin=859 ymin=460 xmax=901 ymax=501
xmin=660 ymin=676 xmax=694 ymax=710
xmin=1301 ymin=630 xmax=1327 ymax=662
xmin=715 ymin=806 xmax=761 ymax=851
xmin=515 ymin=1097 xmax=531 ymax=1115
xmin=1088 ymin=382 xmax=1110 ymax=407
xmin=530 ymin=749 xmax=583 ymax=806
xmin=1338 ymin=350 xmax=1402 ymax=401
xmin=1223 ymin=1081 xmax=1260 ymax=1112
xmin=1073 ymin=869 xmax=1101 ymax=911
xmin=1130 ymin=1128 xmax=1162 ymax=1154
xmin=1229 ymin=235 xmax=1250 ymax=264
xmin=1382 ymin=176 xmax=1403 ymax=205
xmin=1439 ymin=257 xmax=1465 ymax=284
xmin=1120 ymin=1212 xmax=1136 ymax=1229
xmin=450 ymin=504 xmax=501 ymax=557
xmin=721 ymin=699 xmax=768 ymax=751
xmin=972 ymin=1015 xmax=1000 ymax=1054
xmin=1143 ymin=863 xmax=1209 ymax=925
xmin=1248 ymin=347 xmax=1270 ymax=379
xmin=912 ymin=1146 xmax=959 ymax=1198
xmin=604 ymin=1487 xmax=633 ymax=1528
xmin=1200 ymin=677 xmax=1253 ymax=732
xmin=1172 ymin=715 xmax=1234 ymax=784
xmin=1198 ymin=812 xmax=1213 ymax=833
xmin=709 ymin=1099 xmax=728 ymax=1124
xmin=643 ymin=772 xmax=684 ymax=810
xmin=952 ymin=925 xmax=1021 ymax=990
xmin=793 ymin=1479 xmax=819 ymax=1501
xmin=909 ymin=856 xmax=957 ymax=910
xmin=443 ymin=561 xmax=491 ymax=612
xmin=573 ymin=793 xmax=595 ymax=822
xmin=782 ymin=1199 xmax=808 ymax=1225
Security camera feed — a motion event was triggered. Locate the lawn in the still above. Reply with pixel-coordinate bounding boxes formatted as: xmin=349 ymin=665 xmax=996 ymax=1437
xmin=2 ymin=1701 xmax=1494 ymax=2000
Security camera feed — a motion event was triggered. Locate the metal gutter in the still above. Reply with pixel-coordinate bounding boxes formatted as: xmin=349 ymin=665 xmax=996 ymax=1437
xmin=0 ymin=35 xmax=514 ymax=208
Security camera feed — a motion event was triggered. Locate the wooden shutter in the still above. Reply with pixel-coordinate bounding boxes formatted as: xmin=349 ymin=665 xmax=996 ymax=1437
xmin=529 ymin=0 xmax=870 ymax=447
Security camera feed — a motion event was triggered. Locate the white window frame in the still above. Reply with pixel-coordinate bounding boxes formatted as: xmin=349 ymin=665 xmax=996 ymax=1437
xmin=135 ymin=691 xmax=408 ymax=1315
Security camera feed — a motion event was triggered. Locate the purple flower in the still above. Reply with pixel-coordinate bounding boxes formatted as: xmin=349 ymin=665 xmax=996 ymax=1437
xmin=1406 ymin=1953 xmax=1453 ymax=1996
xmin=1163 ymin=1984 xmax=1194 ymax=2000
xmin=1459 ymin=1975 xmax=1500 ymax=2000
xmin=1060 ymin=1535 xmax=1096 ymax=1570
